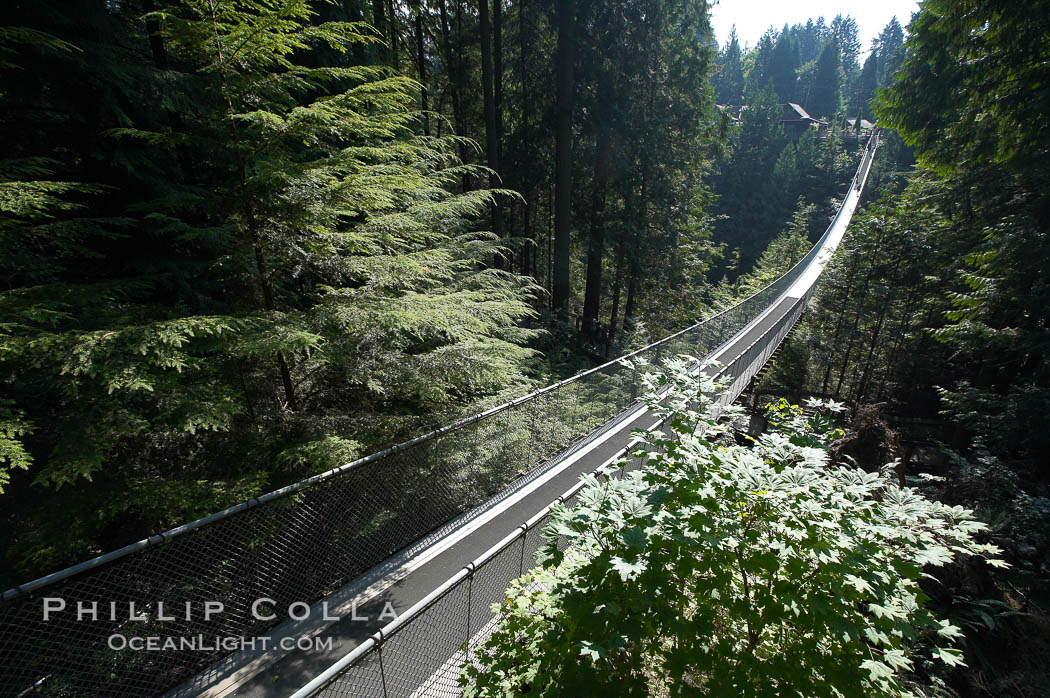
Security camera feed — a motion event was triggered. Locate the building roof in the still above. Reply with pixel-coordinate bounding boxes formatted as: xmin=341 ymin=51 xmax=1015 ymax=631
xmin=781 ymin=103 xmax=822 ymax=124
xmin=717 ymin=103 xmax=829 ymax=128
xmin=845 ymin=117 xmax=876 ymax=130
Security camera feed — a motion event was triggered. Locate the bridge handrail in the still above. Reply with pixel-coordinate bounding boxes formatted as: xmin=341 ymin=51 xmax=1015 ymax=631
xmin=291 ymin=297 xmax=824 ymax=698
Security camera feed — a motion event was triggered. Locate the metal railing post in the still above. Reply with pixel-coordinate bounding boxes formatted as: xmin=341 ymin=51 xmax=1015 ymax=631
xmin=378 ymin=639 xmax=389 ymax=698
xmin=464 ymin=564 xmax=475 ymax=651
xmin=518 ymin=525 xmax=528 ymax=576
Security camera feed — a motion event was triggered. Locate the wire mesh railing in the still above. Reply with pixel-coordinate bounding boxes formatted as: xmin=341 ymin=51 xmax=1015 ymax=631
xmin=290 ymin=292 xmax=819 ymax=698
xmin=293 ymin=423 xmax=654 ymax=698
xmin=0 ymin=273 xmax=785 ymax=698
xmin=0 ymin=139 xmax=876 ymax=698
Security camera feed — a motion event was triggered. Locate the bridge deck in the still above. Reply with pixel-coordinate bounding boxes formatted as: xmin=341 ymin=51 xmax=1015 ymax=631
xmin=185 ymin=298 xmax=802 ymax=697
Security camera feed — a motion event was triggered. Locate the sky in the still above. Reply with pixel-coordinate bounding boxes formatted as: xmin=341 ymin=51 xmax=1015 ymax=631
xmin=710 ymin=0 xmax=921 ymax=54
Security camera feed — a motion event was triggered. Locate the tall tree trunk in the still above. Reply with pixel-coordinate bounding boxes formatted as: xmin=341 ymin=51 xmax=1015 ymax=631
xmin=528 ymin=201 xmax=537 ymax=277
xmin=348 ymin=1 xmax=367 ymax=64
xmin=820 ymin=267 xmax=858 ymax=395
xmin=518 ymin=0 xmax=532 ymax=277
xmin=623 ymin=248 xmax=639 ymax=328
xmin=856 ymin=258 xmax=905 ymax=403
xmin=819 ymin=247 xmax=863 ymax=394
xmin=494 ymin=0 xmax=504 ymax=175
xmin=414 ymin=2 xmax=429 ymax=135
xmin=372 ymin=0 xmax=388 ymax=63
xmin=141 ymin=0 xmax=195 ymax=183
xmin=855 ymin=296 xmax=890 ymax=404
xmin=494 ymin=0 xmax=505 ymax=261
xmin=623 ymin=166 xmax=648 ymax=330
xmin=548 ymin=184 xmax=555 ymax=306
xmin=438 ymin=0 xmax=469 ymax=188
xmin=212 ymin=3 xmax=299 ymax=413
xmin=833 ymin=308 xmax=863 ymax=399
xmin=141 ymin=0 xmax=169 ymax=69
xmin=608 ymin=233 xmax=627 ymax=348
xmin=387 ymin=0 xmax=399 ymax=65
xmin=607 ymin=179 xmax=634 ymax=346
xmin=552 ymin=0 xmax=575 ymax=318
xmin=881 ymin=290 xmax=920 ymax=399
xmin=435 ymin=90 xmax=446 ymax=136
xmin=253 ymin=246 xmax=298 ymax=412
xmin=833 ymin=235 xmax=884 ymax=398
xmin=582 ymin=122 xmax=612 ymax=338
xmin=478 ymin=0 xmax=502 ymax=248
xmin=624 ymin=56 xmax=658 ymax=333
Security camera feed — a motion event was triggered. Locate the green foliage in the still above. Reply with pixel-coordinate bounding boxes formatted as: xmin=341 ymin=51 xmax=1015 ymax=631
xmin=275 ymin=434 xmax=361 ymax=475
xmin=767 ymin=34 xmax=798 ymax=104
xmin=0 ymin=24 xmax=77 ymax=69
xmin=710 ymin=85 xmax=790 ymax=273
xmin=830 ymin=14 xmax=861 ymax=80
xmin=716 ymin=197 xmax=815 ymax=305
xmin=0 ymin=0 xmax=538 ymax=580
xmin=765 ymin=395 xmax=847 ymax=446
xmin=711 ymin=53 xmax=856 ymax=283
xmin=571 ymin=0 xmax=720 ymax=335
xmin=907 ymin=446 xmax=1050 ymax=692
xmin=463 ymin=360 xmax=1003 ymax=696
xmin=808 ymin=38 xmax=843 ymax=119
xmin=929 ymin=200 xmax=1050 ymax=453
xmin=852 ymin=50 xmax=878 ymax=116
xmin=876 ymin=0 xmax=1050 ymax=456
xmin=713 ymin=27 xmax=744 ymax=105
xmin=744 ymin=30 xmax=777 ymax=98
xmin=0 ymin=401 xmax=33 ymax=494
xmin=877 ymin=0 xmax=1050 ymax=173
xmin=760 ymin=177 xmax=964 ymax=409
xmin=873 ymin=18 xmax=905 ymax=88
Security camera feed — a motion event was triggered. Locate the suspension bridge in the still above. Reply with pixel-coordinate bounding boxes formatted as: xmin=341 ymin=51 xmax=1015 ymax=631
xmin=0 ymin=136 xmax=877 ymax=698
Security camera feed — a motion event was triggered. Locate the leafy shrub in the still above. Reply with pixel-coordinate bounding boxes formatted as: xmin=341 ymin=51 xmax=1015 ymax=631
xmin=461 ymin=358 xmax=1004 ymax=697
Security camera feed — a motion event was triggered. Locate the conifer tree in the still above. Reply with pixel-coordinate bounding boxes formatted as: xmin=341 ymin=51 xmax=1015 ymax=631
xmin=712 ymin=197 xmax=815 ymax=307
xmin=745 ymin=29 xmax=776 ymax=98
xmin=808 ymin=38 xmax=843 ymax=119
xmin=875 ymin=17 xmax=905 ymax=87
xmin=877 ymin=0 xmax=1050 ymax=456
xmin=711 ymin=85 xmax=789 ymax=273
xmin=830 ymin=13 xmax=861 ymax=80
xmin=0 ymin=0 xmax=537 ymax=575
xmin=853 ymin=49 xmax=878 ymax=116
xmin=713 ymin=26 xmax=744 ymax=105
xmin=768 ymin=33 xmax=799 ymax=104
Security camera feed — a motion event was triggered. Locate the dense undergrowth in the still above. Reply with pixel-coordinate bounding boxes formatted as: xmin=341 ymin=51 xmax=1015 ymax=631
xmin=461 ymin=360 xmax=1004 ymax=697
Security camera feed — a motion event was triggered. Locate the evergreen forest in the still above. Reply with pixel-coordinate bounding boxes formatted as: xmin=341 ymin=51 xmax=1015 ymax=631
xmin=1 ymin=0 xmax=1048 ymax=695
